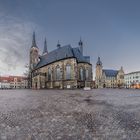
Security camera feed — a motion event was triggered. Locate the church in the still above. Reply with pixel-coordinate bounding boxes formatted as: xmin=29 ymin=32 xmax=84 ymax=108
xmin=95 ymin=57 xmax=125 ymax=88
xmin=29 ymin=32 xmax=93 ymax=89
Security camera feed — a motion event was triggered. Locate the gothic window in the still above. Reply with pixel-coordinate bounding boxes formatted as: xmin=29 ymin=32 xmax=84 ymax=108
xmin=48 ymin=68 xmax=51 ymax=81
xmin=80 ymin=68 xmax=84 ymax=81
xmin=56 ymin=66 xmax=61 ymax=80
xmin=85 ymin=69 xmax=89 ymax=80
xmin=66 ymin=64 xmax=71 ymax=80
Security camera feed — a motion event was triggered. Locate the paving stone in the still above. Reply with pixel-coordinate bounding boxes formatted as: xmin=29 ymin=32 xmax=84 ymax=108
xmin=0 ymin=89 xmax=140 ymax=139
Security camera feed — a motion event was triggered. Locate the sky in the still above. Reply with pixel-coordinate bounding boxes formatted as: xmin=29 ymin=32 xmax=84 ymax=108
xmin=0 ymin=0 xmax=140 ymax=77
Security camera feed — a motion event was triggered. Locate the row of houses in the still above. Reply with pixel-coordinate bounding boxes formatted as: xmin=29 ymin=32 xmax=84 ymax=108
xmin=0 ymin=76 xmax=28 ymax=89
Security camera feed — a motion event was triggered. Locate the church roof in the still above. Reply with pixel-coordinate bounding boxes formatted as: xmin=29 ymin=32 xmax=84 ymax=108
xmin=103 ymin=69 xmax=118 ymax=77
xmin=35 ymin=44 xmax=90 ymax=69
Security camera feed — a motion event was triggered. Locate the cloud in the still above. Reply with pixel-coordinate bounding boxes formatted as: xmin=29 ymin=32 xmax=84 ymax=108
xmin=0 ymin=15 xmax=37 ymax=76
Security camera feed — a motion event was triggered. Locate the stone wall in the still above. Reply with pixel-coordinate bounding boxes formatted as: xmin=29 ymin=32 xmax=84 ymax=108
xmin=32 ymin=58 xmax=92 ymax=89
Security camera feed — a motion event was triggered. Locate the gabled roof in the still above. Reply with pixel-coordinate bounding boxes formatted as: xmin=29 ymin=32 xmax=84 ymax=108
xmin=35 ymin=45 xmax=90 ymax=69
xmin=103 ymin=69 xmax=118 ymax=77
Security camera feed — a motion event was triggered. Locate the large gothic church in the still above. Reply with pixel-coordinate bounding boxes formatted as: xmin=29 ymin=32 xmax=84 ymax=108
xmin=29 ymin=32 xmax=92 ymax=89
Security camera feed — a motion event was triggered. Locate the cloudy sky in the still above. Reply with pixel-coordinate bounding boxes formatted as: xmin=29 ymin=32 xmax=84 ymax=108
xmin=0 ymin=0 xmax=140 ymax=76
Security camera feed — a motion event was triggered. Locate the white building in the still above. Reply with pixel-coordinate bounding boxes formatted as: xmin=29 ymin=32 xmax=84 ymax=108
xmin=0 ymin=76 xmax=28 ymax=89
xmin=0 ymin=82 xmax=10 ymax=89
xmin=0 ymin=77 xmax=10 ymax=89
xmin=124 ymin=71 xmax=140 ymax=88
xmin=9 ymin=76 xmax=28 ymax=89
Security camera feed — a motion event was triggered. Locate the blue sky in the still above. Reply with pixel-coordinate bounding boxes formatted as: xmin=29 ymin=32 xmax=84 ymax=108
xmin=0 ymin=0 xmax=140 ymax=76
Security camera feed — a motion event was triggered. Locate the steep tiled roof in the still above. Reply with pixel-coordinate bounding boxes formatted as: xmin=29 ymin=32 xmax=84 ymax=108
xmin=103 ymin=69 xmax=118 ymax=77
xmin=35 ymin=45 xmax=90 ymax=69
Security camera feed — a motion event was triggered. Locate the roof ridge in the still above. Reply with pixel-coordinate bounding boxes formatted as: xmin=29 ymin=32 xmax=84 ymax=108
xmin=42 ymin=44 xmax=72 ymax=57
xmin=103 ymin=69 xmax=118 ymax=71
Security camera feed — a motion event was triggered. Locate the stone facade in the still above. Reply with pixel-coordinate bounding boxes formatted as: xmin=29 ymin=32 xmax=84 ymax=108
xmin=29 ymin=33 xmax=93 ymax=89
xmin=32 ymin=58 xmax=92 ymax=89
xmin=95 ymin=57 xmax=124 ymax=88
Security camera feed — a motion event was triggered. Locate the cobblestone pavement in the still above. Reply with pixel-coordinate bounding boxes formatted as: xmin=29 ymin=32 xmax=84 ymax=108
xmin=0 ymin=89 xmax=140 ymax=140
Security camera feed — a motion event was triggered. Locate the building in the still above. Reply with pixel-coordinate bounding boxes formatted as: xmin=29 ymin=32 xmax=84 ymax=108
xmin=9 ymin=76 xmax=28 ymax=89
xmin=29 ymin=33 xmax=92 ymax=89
xmin=0 ymin=77 xmax=10 ymax=89
xmin=95 ymin=57 xmax=125 ymax=88
xmin=124 ymin=71 xmax=140 ymax=89
xmin=0 ymin=76 xmax=28 ymax=89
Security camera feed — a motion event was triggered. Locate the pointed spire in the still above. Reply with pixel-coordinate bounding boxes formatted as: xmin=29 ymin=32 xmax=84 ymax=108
xmin=57 ymin=40 xmax=61 ymax=48
xmin=31 ymin=31 xmax=38 ymax=48
xmin=96 ymin=57 xmax=102 ymax=66
xmin=43 ymin=38 xmax=48 ymax=55
xmin=78 ymin=37 xmax=83 ymax=46
xmin=78 ymin=37 xmax=83 ymax=55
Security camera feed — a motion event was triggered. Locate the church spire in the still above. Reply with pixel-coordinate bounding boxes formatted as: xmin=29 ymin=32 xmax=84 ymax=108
xmin=43 ymin=38 xmax=48 ymax=55
xmin=31 ymin=31 xmax=37 ymax=48
xmin=78 ymin=37 xmax=83 ymax=46
xmin=78 ymin=37 xmax=83 ymax=55
xmin=96 ymin=57 xmax=102 ymax=66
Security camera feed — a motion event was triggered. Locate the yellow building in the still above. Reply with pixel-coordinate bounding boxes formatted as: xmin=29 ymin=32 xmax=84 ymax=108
xmin=95 ymin=57 xmax=124 ymax=88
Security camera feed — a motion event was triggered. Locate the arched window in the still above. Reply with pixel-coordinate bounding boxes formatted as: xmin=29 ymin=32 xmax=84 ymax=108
xmin=66 ymin=64 xmax=71 ymax=80
xmin=86 ymin=69 xmax=89 ymax=80
xmin=56 ymin=66 xmax=61 ymax=80
xmin=80 ymin=68 xmax=84 ymax=81
xmin=48 ymin=68 xmax=51 ymax=81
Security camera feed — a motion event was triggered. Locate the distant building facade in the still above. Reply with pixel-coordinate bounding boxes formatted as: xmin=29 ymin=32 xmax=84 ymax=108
xmin=95 ymin=57 xmax=125 ymax=88
xmin=9 ymin=76 xmax=28 ymax=89
xmin=0 ymin=77 xmax=10 ymax=89
xmin=29 ymin=33 xmax=92 ymax=89
xmin=124 ymin=71 xmax=140 ymax=89
xmin=0 ymin=76 xmax=28 ymax=89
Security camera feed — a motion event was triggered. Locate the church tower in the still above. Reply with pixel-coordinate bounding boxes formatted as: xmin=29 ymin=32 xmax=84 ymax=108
xmin=117 ymin=66 xmax=125 ymax=88
xmin=29 ymin=32 xmax=39 ymax=71
xmin=42 ymin=38 xmax=48 ymax=55
xmin=95 ymin=57 xmax=103 ymax=88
